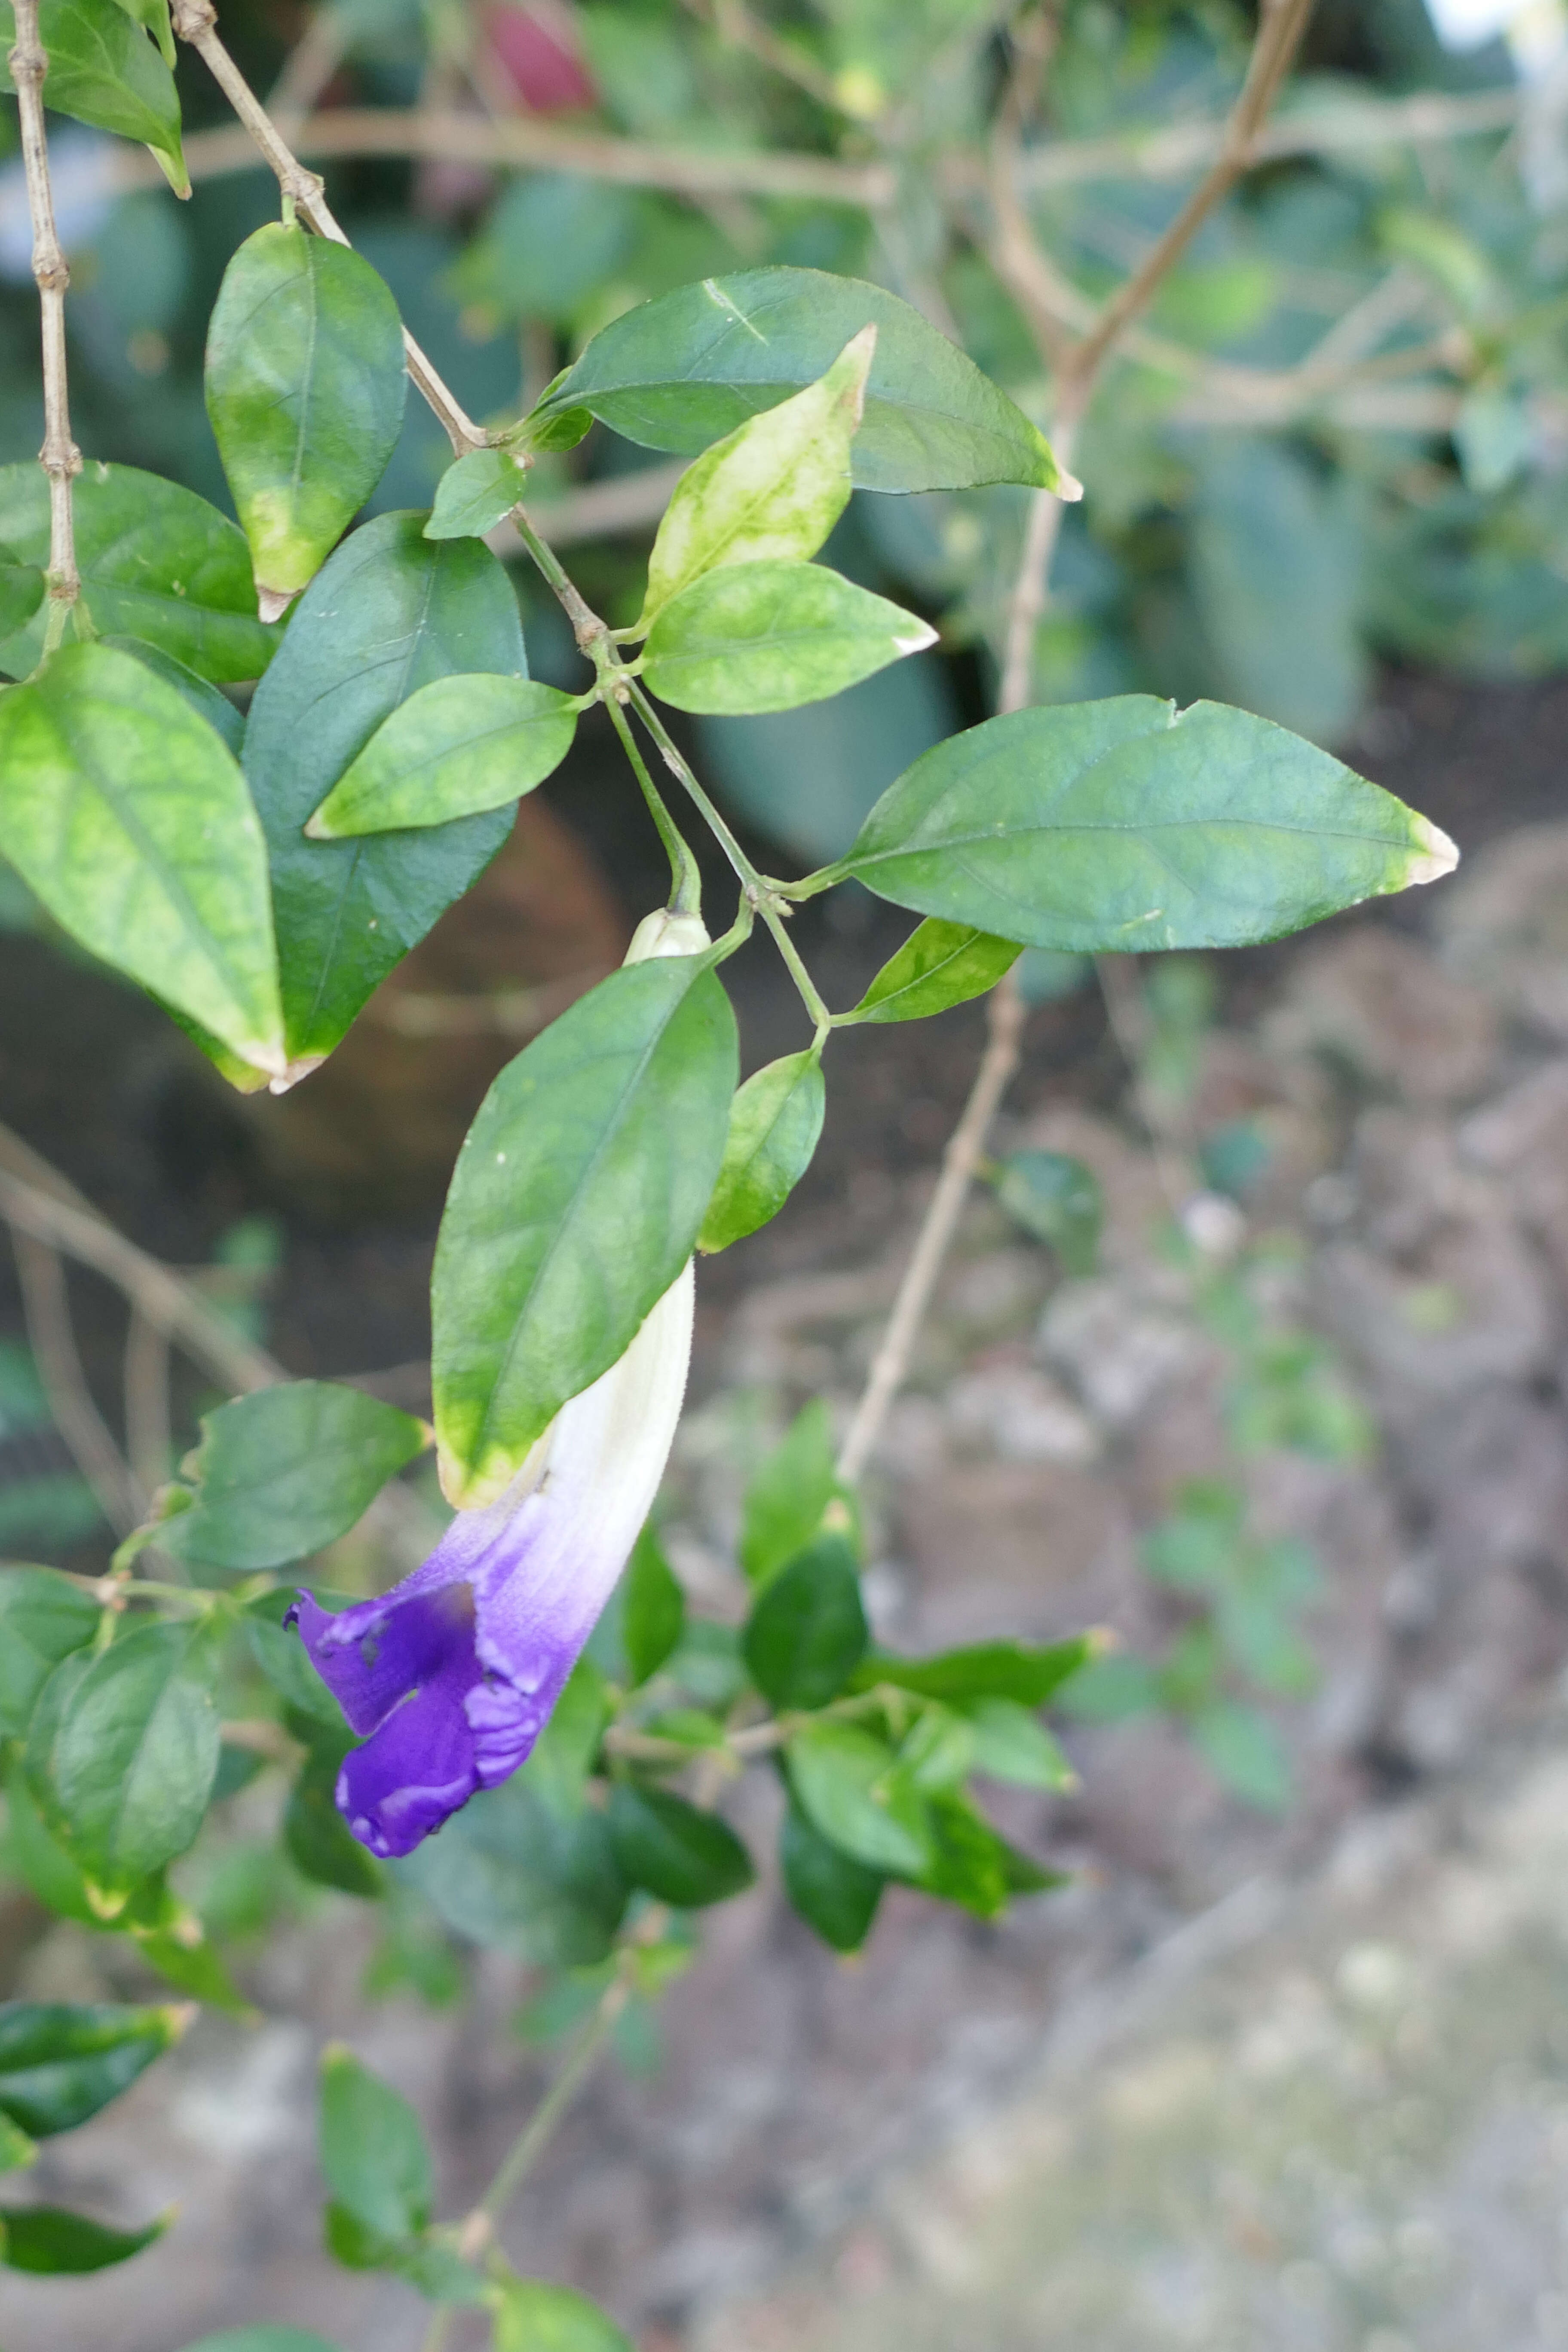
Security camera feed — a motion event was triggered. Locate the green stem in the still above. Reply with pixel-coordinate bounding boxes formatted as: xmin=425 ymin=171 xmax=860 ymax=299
xmin=605 ymin=695 xmax=702 ymax=917
xmin=759 ymin=901 xmax=833 ymax=1030
xmin=625 ymin=680 xmax=756 ymax=892
xmin=481 ymin=1995 xmax=622 ymax=2223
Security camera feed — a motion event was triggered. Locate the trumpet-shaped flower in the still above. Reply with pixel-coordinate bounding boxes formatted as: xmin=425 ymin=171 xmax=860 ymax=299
xmin=289 ymin=1259 xmax=693 ymax=1860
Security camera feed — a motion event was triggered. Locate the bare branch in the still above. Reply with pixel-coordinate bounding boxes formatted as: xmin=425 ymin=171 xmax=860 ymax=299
xmin=9 ymin=0 xmax=80 ymax=637
xmin=9 ymin=1225 xmax=142 ymax=1534
xmin=124 ymin=1308 xmax=173 ymax=1503
xmin=487 ymin=460 xmax=689 ymax=555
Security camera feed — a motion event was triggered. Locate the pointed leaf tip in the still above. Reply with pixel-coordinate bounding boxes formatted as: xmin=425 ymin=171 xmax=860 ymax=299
xmin=1407 ymin=817 xmax=1460 ymax=885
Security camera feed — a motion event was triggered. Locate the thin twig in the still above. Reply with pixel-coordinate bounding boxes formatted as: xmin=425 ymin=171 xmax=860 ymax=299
xmin=123 ymin=1309 xmax=174 ymax=1502
xmin=9 ymin=0 xmax=80 ymax=642
xmin=170 ymin=3 xmax=485 ymax=457
xmin=486 ymin=461 xmax=689 ymax=557
xmin=8 ymin=1226 xmax=142 ymax=1534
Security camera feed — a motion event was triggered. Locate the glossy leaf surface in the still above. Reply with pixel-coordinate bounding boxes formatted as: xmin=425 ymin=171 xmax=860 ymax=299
xmin=0 ymin=644 xmax=285 ymax=1079
xmin=698 ymin=1049 xmax=824 ymax=1252
xmin=846 ymin=918 xmax=1020 ymax=1024
xmin=786 ymin=1722 xmax=930 ymax=1875
xmin=531 ymin=268 xmax=1072 ymax=495
xmin=0 ymin=1570 xmax=100 ymax=1739
xmin=432 ymin=956 xmax=735 ymax=1505
xmin=207 ymin=225 xmax=407 ymax=604
xmin=242 ymin=513 xmax=528 ymax=1065
xmin=101 ymin=636 xmax=247 ymax=756
xmin=424 ymin=447 xmax=530 ymax=540
xmin=308 ymin=675 xmax=578 ymax=838
xmin=642 ymin=560 xmax=934 ymax=714
xmin=0 ymin=0 xmax=187 ymax=193
xmin=779 ymin=1798 xmax=883 ymax=1952
xmin=833 ymin=698 xmax=1458 ymax=950
xmin=0 ymin=2202 xmax=166 ymax=2272
xmin=849 ymin=1635 xmax=1093 ymax=1708
xmin=156 ymin=1381 xmax=428 ymax=1570
xmin=25 ymin=1622 xmax=223 ymax=1897
xmin=0 ymin=2001 xmax=183 ymax=2137
xmin=0 ymin=464 xmax=279 ymax=683
xmin=637 ymin=327 xmax=872 ymax=626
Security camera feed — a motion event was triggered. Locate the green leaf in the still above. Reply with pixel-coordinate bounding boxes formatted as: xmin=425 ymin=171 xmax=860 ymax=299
xmin=306 ymin=676 xmax=579 ymax=839
xmin=493 ymin=2277 xmax=634 ymax=2352
xmin=154 ymin=1382 xmax=428 ymax=1571
xmin=698 ymin=1049 xmax=824 ymax=1252
xmin=960 ymin=1697 xmax=1076 ymax=1790
xmin=831 ymin=698 xmax=1459 ymax=951
xmin=530 ymin=268 xmax=1073 ymax=496
xmin=606 ymin=1785 xmax=753 ymax=1908
xmin=637 ymin=327 xmax=873 ymax=628
xmin=517 ymin=1659 xmax=611 ymax=1817
xmin=738 ymin=1400 xmax=845 ymax=1588
xmin=896 ymin=1702 xmax=975 ymax=1792
xmin=318 ymin=2045 xmax=430 ymax=2248
xmin=0 ymin=2202 xmax=167 ymax=2272
xmin=24 ymin=1620 xmax=223 ymax=1899
xmin=3 ymin=1761 xmax=102 ymax=1926
xmin=622 ymin=1526 xmax=685 ymax=1687
xmin=0 ymin=2000 xmax=184 ymax=2137
xmin=285 ymin=1750 xmax=386 ymax=1899
xmin=175 ymin=2333 xmax=347 ymax=2352
xmin=0 ymin=551 xmax=43 ymax=638
xmin=243 ymin=1615 xmax=344 ymax=1730
xmin=1057 ymin=1653 xmax=1162 ymax=1723
xmin=1190 ymin=1700 xmax=1291 ymax=1812
xmin=642 ymin=560 xmax=934 ymax=715
xmin=785 ymin=1722 xmax=930 ymax=1876
xmin=0 ymin=464 xmax=279 ymax=684
xmin=0 ymin=1568 xmax=99 ymax=1738
xmin=0 ymin=643 xmax=286 ymax=1079
xmin=394 ymin=1779 xmax=628 ymax=1966
xmin=206 ymin=224 xmax=407 ymax=607
xmin=424 ymin=447 xmax=530 ymax=542
xmin=242 ymin=512 xmax=528 ymax=1066
xmin=909 ymin=1794 xmax=1061 ymax=1918
xmin=432 ymin=955 xmax=736 ymax=1506
xmin=108 ymin=0 xmax=174 ymax=66
xmin=0 ymin=0 xmax=187 ymax=195
xmin=779 ymin=1798 xmax=883 ymax=1953
xmin=848 ymin=1635 xmax=1093 ymax=1708
xmin=101 ymin=637 xmax=246 ymax=756
xmin=992 ymin=1151 xmax=1102 ymax=1274
xmin=0 ymin=2114 xmax=34 ymax=2172
xmin=845 ymin=918 xmax=1019 ymax=1025
xmin=742 ymin=1533 xmax=867 ymax=1711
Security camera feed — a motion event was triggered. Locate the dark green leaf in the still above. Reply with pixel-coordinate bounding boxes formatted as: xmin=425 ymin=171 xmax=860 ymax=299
xmin=0 ymin=643 xmax=286 ymax=1079
xmin=698 ymin=1048 xmax=824 ymax=1252
xmin=845 ymin=918 xmax=1019 ymax=1025
xmin=243 ymin=1616 xmax=344 ymax=1729
xmin=908 ymin=1794 xmax=1062 ymax=1916
xmin=742 ymin=1534 xmax=867 ymax=1711
xmin=0 ymin=2201 xmax=166 ymax=2272
xmin=242 ymin=512 xmax=528 ymax=1066
xmin=206 ymin=225 xmax=407 ymax=606
xmin=493 ymin=2277 xmax=634 ymax=2352
xmin=101 ymin=636 xmax=246 ymax=756
xmin=108 ymin=0 xmax=174 ymax=66
xmin=318 ymin=2044 xmax=431 ymax=2246
xmin=2 ymin=1761 xmax=101 ymax=1926
xmin=738 ymin=1400 xmax=845 ymax=1588
xmin=0 ymin=464 xmax=279 ymax=683
xmin=785 ymin=1721 xmax=930 ymax=1876
xmin=307 ymin=675 xmax=579 ymax=838
xmin=0 ymin=552 xmax=43 ymax=638
xmin=424 ymin=447 xmax=530 ymax=541
xmin=606 ymin=1785 xmax=753 ymax=1908
xmin=0 ymin=0 xmax=187 ymax=194
xmin=156 ymin=1381 xmax=428 ymax=1571
xmin=622 ymin=1526 xmax=685 ymax=1687
xmin=992 ymin=1151 xmax=1102 ymax=1274
xmin=642 ymin=560 xmax=934 ymax=714
xmin=848 ymin=1635 xmax=1093 ymax=1708
xmin=832 ymin=698 xmax=1458 ymax=950
xmin=432 ymin=956 xmax=736 ymax=1505
xmin=514 ymin=1659 xmax=610 ymax=1817
xmin=394 ymin=1779 xmax=628 ymax=1966
xmin=285 ymin=1749 xmax=385 ymax=1898
xmin=0 ymin=1568 xmax=99 ymax=1738
xmin=24 ymin=1620 xmax=223 ymax=1899
xmin=779 ymin=1798 xmax=882 ymax=1953
xmin=530 ymin=268 xmax=1072 ymax=495
xmin=0 ymin=2000 xmax=184 ymax=2137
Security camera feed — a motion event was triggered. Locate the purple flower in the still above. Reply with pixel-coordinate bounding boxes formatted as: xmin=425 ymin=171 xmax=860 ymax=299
xmin=289 ymin=1263 xmax=693 ymax=1859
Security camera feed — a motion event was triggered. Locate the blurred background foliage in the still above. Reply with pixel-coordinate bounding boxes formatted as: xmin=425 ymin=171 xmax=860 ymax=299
xmin=0 ymin=0 xmax=1561 ymax=878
